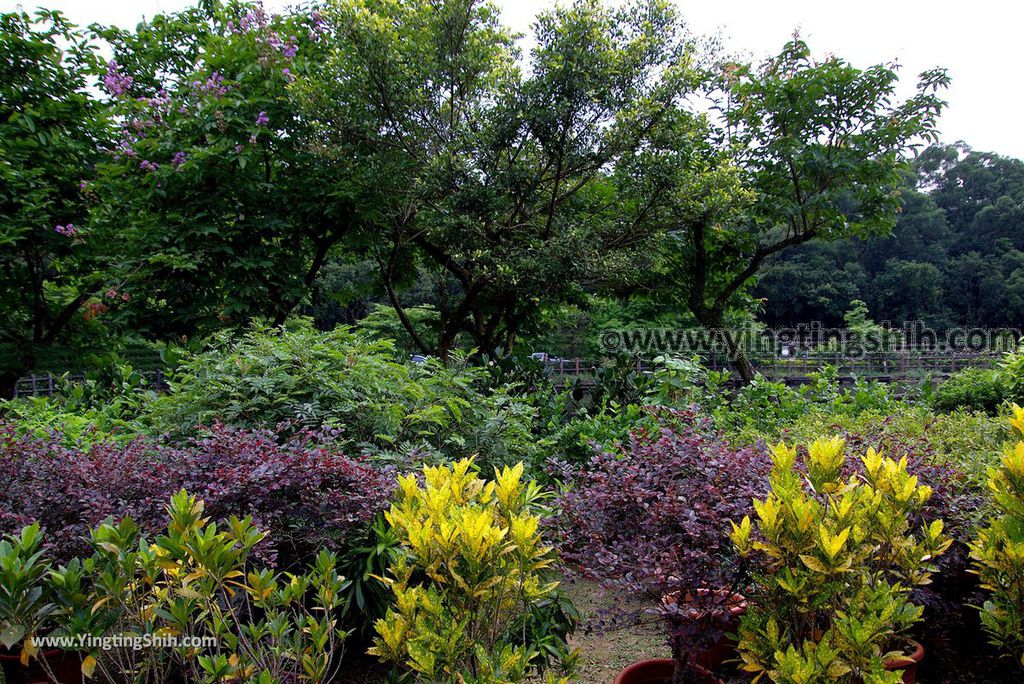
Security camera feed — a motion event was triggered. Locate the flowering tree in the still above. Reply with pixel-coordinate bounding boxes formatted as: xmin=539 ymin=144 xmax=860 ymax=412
xmin=0 ymin=10 xmax=113 ymax=395
xmin=90 ymin=2 xmax=376 ymax=338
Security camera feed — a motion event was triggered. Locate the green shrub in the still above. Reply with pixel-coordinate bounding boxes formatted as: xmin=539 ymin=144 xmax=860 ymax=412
xmin=0 ymin=359 xmax=155 ymax=445
xmin=646 ymin=354 xmax=707 ymax=405
xmin=934 ymin=368 xmax=1005 ymax=414
xmin=0 ymin=396 xmax=139 ymax=446
xmin=146 ymin=321 xmax=541 ymax=471
xmin=0 ymin=523 xmax=56 ymax=670
xmin=731 ymin=438 xmax=951 ymax=683
xmin=0 ymin=491 xmax=350 ymax=684
xmin=635 ymin=359 xmax=905 ymax=445
xmin=969 ymin=405 xmax=1024 ymax=670
xmin=780 ymin=407 xmax=1008 ymax=493
xmin=999 ymin=345 xmax=1024 ymax=404
xmin=369 ymin=459 xmax=575 ymax=683
xmin=712 ymin=375 xmax=808 ymax=441
xmin=551 ymin=402 xmax=653 ymax=463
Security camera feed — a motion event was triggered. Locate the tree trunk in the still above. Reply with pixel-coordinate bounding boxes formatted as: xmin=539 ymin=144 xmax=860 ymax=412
xmin=730 ymin=345 xmax=757 ymax=383
xmin=0 ymin=354 xmax=34 ymax=400
xmin=0 ymin=369 xmax=19 ymax=399
xmin=694 ymin=309 xmax=757 ymax=384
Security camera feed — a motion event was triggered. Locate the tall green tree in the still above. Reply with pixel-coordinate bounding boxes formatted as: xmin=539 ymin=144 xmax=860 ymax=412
xmin=0 ymin=10 xmax=113 ymax=395
xmin=656 ymin=39 xmax=947 ymax=380
xmin=301 ymin=0 xmax=697 ymax=359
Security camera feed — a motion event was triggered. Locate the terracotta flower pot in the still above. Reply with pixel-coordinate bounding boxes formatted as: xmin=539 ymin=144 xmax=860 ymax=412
xmin=0 ymin=648 xmax=82 ymax=684
xmin=613 ymin=658 xmax=675 ymax=684
xmin=883 ymin=640 xmax=925 ymax=684
xmin=613 ymin=658 xmax=723 ymax=684
xmin=850 ymin=641 xmax=925 ymax=684
xmin=661 ymin=589 xmax=747 ymax=671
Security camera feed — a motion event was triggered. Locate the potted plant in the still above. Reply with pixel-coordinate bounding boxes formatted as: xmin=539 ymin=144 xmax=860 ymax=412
xmin=77 ymin=490 xmax=351 ymax=683
xmin=554 ymin=410 xmax=771 ymax=683
xmin=968 ymin=404 xmax=1024 ymax=671
xmin=368 ymin=459 xmax=577 ymax=682
xmin=729 ymin=437 xmax=952 ymax=684
xmin=0 ymin=524 xmax=81 ymax=684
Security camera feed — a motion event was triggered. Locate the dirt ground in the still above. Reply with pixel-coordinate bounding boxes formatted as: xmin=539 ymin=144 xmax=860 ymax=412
xmin=561 ymin=579 xmax=670 ymax=683
xmin=344 ymin=579 xmax=671 ymax=684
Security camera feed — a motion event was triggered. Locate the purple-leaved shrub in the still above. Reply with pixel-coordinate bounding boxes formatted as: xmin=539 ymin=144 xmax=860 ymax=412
xmin=552 ymin=408 xmax=771 ymax=673
xmin=0 ymin=422 xmax=392 ymax=566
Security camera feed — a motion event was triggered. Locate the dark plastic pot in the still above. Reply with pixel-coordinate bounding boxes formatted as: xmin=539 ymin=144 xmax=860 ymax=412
xmin=0 ymin=648 xmax=82 ymax=684
xmin=883 ymin=640 xmax=925 ymax=684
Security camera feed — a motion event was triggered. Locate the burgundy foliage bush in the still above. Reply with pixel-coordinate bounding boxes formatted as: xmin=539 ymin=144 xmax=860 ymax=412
xmin=554 ymin=409 xmax=768 ymax=590
xmin=0 ymin=422 xmax=393 ymax=566
xmin=552 ymin=408 xmax=771 ymax=667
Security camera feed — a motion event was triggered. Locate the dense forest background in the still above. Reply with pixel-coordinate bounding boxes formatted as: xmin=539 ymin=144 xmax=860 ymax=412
xmin=757 ymin=144 xmax=1024 ymax=330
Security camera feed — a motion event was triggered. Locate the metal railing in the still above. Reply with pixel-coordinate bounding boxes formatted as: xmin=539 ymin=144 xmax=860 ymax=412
xmin=12 ymin=369 xmax=169 ymax=398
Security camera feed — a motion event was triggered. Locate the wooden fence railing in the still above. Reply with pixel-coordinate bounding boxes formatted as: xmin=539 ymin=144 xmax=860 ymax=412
xmin=12 ymin=369 xmax=169 ymax=398
xmin=8 ymin=352 xmax=1002 ymax=398
xmin=543 ymin=351 xmax=1001 ymax=384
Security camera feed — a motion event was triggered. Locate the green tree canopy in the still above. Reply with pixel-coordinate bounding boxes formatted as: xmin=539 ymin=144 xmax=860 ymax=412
xmin=90 ymin=1 xmax=377 ymax=339
xmin=0 ymin=10 xmax=113 ymax=393
xmin=300 ymin=0 xmax=698 ymax=359
xmin=653 ymin=38 xmax=947 ymax=379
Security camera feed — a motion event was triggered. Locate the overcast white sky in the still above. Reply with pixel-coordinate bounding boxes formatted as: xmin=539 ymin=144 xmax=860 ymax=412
xmin=4 ymin=0 xmax=1021 ymax=158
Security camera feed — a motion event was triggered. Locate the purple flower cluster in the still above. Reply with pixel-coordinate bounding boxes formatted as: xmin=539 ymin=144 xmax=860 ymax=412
xmin=265 ymin=32 xmax=298 ymax=59
xmin=102 ymin=60 xmax=133 ymax=97
xmin=191 ymin=71 xmax=228 ymax=97
xmin=283 ymin=37 xmax=298 ymax=59
xmin=171 ymin=151 xmax=187 ymax=169
xmin=256 ymin=110 xmax=270 ymax=126
xmin=114 ymin=138 xmax=136 ymax=159
xmin=238 ymin=7 xmax=269 ymax=32
xmin=0 ymin=423 xmax=394 ymax=565
xmin=139 ymin=159 xmax=159 ymax=172
xmin=53 ymin=224 xmax=77 ymax=237
xmin=138 ymin=89 xmax=171 ymax=111
xmin=128 ymin=116 xmax=156 ymax=134
xmin=309 ymin=10 xmax=328 ymax=40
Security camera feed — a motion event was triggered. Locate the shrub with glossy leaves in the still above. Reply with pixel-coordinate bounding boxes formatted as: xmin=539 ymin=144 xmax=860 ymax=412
xmin=0 ymin=523 xmax=56 ymax=671
xmin=369 ymin=459 xmax=574 ymax=683
xmin=776 ymin=408 xmax=1005 ymax=681
xmin=969 ymin=405 xmax=1024 ymax=670
xmin=48 ymin=490 xmax=350 ymax=684
xmin=730 ymin=438 xmax=952 ymax=684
